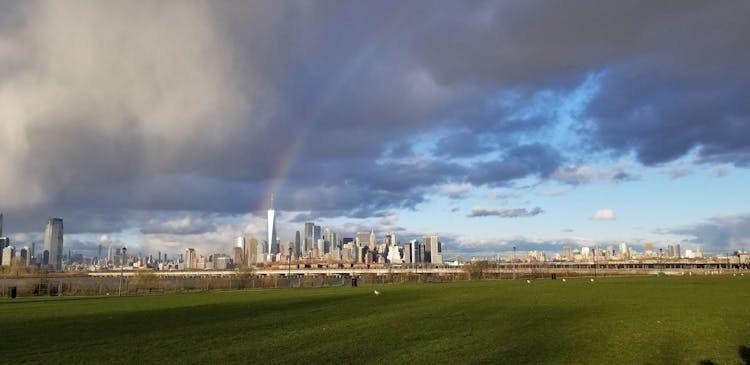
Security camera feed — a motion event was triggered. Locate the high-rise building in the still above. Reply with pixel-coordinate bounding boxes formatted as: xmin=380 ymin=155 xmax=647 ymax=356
xmin=233 ymin=236 xmax=246 ymax=267
xmin=1 ymin=246 xmax=13 ymax=267
xmin=644 ymin=242 xmax=653 ymax=254
xmin=247 ymin=238 xmax=259 ymax=264
xmin=0 ymin=237 xmax=10 ymax=266
xmin=675 ymin=244 xmax=682 ymax=259
xmin=267 ymin=196 xmax=278 ymax=262
xmin=564 ymin=246 xmax=572 ymax=260
xmin=402 ymin=243 xmax=412 ymax=264
xmin=356 ymin=232 xmax=370 ymax=247
xmin=107 ymin=244 xmax=115 ymax=264
xmin=619 ymin=242 xmax=628 ymax=259
xmin=422 ymin=234 xmax=442 ymax=264
xmin=369 ymin=229 xmax=377 ymax=250
xmin=410 ymin=240 xmax=422 ymax=264
xmin=20 ymin=247 xmax=29 ymax=265
xmin=43 ymin=218 xmax=64 ymax=270
xmin=304 ymin=222 xmax=315 ymax=254
xmin=294 ymin=231 xmax=301 ymax=256
xmin=185 ymin=248 xmax=197 ymax=269
xmin=314 ymin=225 xmax=322 ymax=245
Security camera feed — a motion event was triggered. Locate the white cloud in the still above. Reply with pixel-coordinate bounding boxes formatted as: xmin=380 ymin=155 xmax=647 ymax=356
xmin=592 ymin=209 xmax=616 ymax=221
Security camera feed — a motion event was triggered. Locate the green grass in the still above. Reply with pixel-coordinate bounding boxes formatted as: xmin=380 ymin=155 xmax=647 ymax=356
xmin=2 ymin=276 xmax=750 ymax=364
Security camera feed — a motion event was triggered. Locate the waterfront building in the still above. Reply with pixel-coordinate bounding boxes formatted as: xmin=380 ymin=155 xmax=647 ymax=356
xmin=411 ymin=239 xmax=422 ymax=264
xmin=304 ymin=222 xmax=315 ymax=254
xmin=267 ymin=196 xmax=277 ymax=262
xmin=0 ymin=237 xmax=9 ymax=266
xmin=1 ymin=246 xmax=13 ymax=267
xmin=356 ymin=232 xmax=370 ymax=247
xmin=423 ymin=234 xmax=442 ymax=264
xmin=295 ymin=231 xmax=301 ymax=256
xmin=402 ymin=243 xmax=411 ymax=264
xmin=43 ymin=218 xmax=64 ymax=270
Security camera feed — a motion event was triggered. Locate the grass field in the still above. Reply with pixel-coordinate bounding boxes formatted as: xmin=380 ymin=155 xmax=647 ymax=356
xmin=1 ymin=275 xmax=749 ymax=365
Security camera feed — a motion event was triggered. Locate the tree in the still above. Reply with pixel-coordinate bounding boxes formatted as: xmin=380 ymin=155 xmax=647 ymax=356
xmin=462 ymin=261 xmax=489 ymax=280
xmin=236 ymin=267 xmax=255 ymax=289
xmin=132 ymin=270 xmax=160 ymax=291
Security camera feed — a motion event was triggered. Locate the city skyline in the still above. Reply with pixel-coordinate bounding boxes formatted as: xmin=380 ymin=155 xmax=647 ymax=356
xmin=1 ymin=2 xmax=750 ymax=259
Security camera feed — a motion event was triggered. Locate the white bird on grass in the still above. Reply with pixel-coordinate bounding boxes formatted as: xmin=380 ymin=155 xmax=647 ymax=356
xmin=562 ymin=278 xmax=566 ymax=282
xmin=526 ymin=280 xmax=531 ymax=284
xmin=374 ymin=290 xmax=380 ymax=296
xmin=590 ymin=278 xmax=595 ymax=282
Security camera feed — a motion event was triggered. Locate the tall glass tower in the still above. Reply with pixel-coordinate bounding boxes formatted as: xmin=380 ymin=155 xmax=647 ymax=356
xmin=43 ymin=218 xmax=64 ymax=270
xmin=267 ymin=195 xmax=277 ymax=262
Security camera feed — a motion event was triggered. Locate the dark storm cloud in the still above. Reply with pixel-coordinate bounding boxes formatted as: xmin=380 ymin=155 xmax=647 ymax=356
xmin=666 ymin=213 xmax=750 ymax=252
xmin=467 ymin=207 xmax=543 ymax=218
xmin=467 ymin=144 xmax=563 ymax=186
xmin=2 ymin=1 xmax=749 ymax=242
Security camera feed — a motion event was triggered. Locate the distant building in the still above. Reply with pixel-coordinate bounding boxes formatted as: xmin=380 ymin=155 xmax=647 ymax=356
xmin=43 ymin=218 xmax=64 ymax=270
xmin=402 ymin=243 xmax=412 ymax=264
xmin=423 ymin=234 xmax=442 ymax=264
xmin=675 ymin=244 xmax=682 ymax=259
xmin=304 ymin=222 xmax=315 ymax=254
xmin=356 ymin=232 xmax=370 ymax=247
xmin=267 ymin=196 xmax=277 ymax=262
xmin=185 ymin=248 xmax=197 ymax=269
xmin=294 ymin=231 xmax=301 ymax=256
xmin=411 ymin=239 xmax=423 ymax=264
xmin=232 ymin=237 xmax=245 ymax=268
xmin=0 ymin=237 xmax=9 ymax=266
xmin=1 ymin=246 xmax=13 ymax=267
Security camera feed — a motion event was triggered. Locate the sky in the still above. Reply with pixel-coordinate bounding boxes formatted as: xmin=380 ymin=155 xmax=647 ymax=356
xmin=1 ymin=1 xmax=750 ymax=259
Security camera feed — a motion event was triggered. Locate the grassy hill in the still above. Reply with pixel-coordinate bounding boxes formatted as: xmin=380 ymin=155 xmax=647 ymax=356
xmin=1 ymin=275 xmax=749 ymax=364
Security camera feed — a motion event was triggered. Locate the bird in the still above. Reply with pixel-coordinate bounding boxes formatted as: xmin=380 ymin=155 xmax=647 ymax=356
xmin=590 ymin=278 xmax=595 ymax=282
xmin=526 ymin=280 xmax=531 ymax=284
xmin=373 ymin=290 xmax=380 ymax=296
xmin=562 ymin=278 xmax=567 ymax=282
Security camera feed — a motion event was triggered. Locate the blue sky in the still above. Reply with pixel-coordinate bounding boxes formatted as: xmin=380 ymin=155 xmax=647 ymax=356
xmin=1 ymin=1 xmax=749 ymax=259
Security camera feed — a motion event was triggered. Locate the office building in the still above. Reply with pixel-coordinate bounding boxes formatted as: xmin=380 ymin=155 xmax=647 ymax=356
xmin=356 ymin=232 xmax=370 ymax=247
xmin=304 ymin=222 xmax=315 ymax=254
xmin=1 ymin=246 xmax=13 ymax=267
xmin=422 ymin=234 xmax=442 ymax=264
xmin=267 ymin=196 xmax=277 ymax=262
xmin=295 ymin=231 xmax=301 ymax=256
xmin=43 ymin=218 xmax=64 ymax=270
xmin=0 ymin=237 xmax=9 ymax=266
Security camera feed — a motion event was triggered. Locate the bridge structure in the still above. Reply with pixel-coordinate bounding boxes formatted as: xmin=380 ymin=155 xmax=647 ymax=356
xmin=86 ymin=260 xmax=746 ymax=278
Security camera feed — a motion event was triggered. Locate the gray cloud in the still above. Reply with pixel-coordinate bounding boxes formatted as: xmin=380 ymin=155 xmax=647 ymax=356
xmin=468 ymin=207 xmax=544 ymax=218
xmin=1 ymin=1 xmax=749 ymax=254
xmin=667 ymin=213 xmax=750 ymax=252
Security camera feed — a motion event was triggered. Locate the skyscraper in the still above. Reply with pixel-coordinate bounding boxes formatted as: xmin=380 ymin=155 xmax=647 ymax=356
xmin=267 ymin=195 xmax=277 ymax=262
xmin=422 ymin=234 xmax=442 ymax=264
xmin=304 ymin=222 xmax=315 ymax=254
xmin=295 ymin=230 xmax=301 ymax=255
xmin=43 ymin=218 xmax=64 ymax=270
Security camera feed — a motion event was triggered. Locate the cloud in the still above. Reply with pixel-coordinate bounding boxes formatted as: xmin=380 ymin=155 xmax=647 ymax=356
xmin=666 ymin=213 xmax=750 ymax=252
xmin=537 ymin=189 xmax=569 ymax=197
xmin=1 ymin=1 xmax=749 ymax=257
xmin=468 ymin=206 xmax=543 ymax=218
xmin=591 ymin=209 xmax=616 ymax=221
xmin=554 ymin=163 xmax=638 ymax=185
xmin=467 ymin=144 xmax=563 ymax=186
